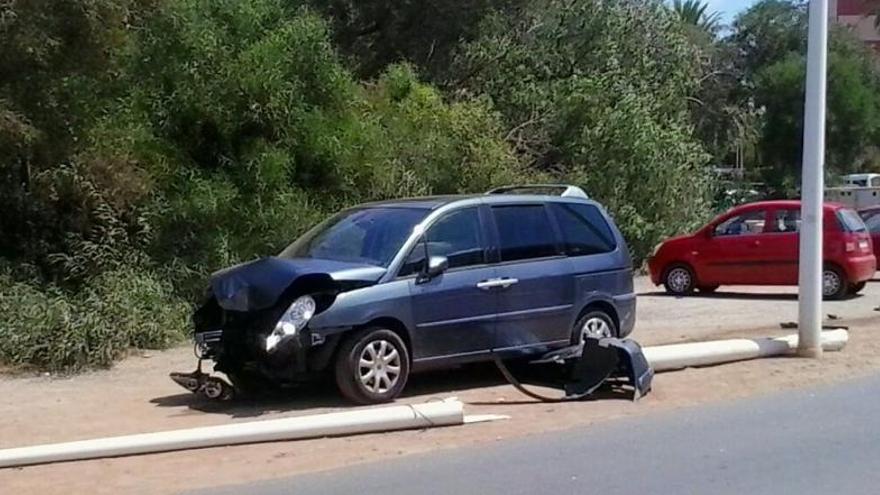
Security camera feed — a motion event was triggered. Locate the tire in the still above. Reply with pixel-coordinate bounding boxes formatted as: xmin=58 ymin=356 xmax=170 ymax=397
xmin=822 ymin=265 xmax=849 ymax=300
xmin=572 ymin=310 xmax=618 ymax=345
xmin=334 ymin=327 xmax=410 ymax=405
xmin=663 ymin=264 xmax=696 ymax=295
xmin=848 ymin=281 xmax=867 ymax=295
xmin=697 ymin=285 xmax=719 ymax=293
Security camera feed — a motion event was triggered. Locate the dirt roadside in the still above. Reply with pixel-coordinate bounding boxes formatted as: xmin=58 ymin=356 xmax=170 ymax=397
xmin=1 ymin=277 xmax=878 ymax=494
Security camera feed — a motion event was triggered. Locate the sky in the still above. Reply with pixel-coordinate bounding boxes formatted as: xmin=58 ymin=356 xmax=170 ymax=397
xmin=705 ymin=0 xmax=759 ymax=23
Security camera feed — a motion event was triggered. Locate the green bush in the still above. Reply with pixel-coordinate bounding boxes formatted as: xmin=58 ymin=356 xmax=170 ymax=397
xmin=0 ymin=267 xmax=188 ymax=372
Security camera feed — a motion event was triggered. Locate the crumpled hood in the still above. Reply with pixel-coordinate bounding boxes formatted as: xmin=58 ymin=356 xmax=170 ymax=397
xmin=210 ymin=257 xmax=386 ymax=311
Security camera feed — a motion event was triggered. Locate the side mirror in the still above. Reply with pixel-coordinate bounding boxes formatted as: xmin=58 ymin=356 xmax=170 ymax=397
xmin=425 ymin=256 xmax=449 ymax=278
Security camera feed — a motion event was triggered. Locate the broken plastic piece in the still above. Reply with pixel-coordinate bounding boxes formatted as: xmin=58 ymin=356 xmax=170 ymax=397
xmin=493 ymin=337 xmax=653 ymax=402
xmin=169 ymin=362 xmax=235 ymax=401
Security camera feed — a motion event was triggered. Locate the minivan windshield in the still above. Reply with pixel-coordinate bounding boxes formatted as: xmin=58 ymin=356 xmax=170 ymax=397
xmin=279 ymin=207 xmax=429 ymax=267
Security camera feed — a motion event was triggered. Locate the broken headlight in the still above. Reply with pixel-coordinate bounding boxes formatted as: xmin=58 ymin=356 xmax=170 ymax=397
xmin=265 ymin=295 xmax=316 ymax=352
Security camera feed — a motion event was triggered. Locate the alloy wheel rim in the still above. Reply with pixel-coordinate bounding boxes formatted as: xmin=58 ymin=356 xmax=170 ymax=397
xmin=668 ymin=268 xmax=691 ymax=293
xmin=581 ymin=317 xmax=612 ymax=342
xmin=823 ymin=270 xmax=840 ymax=297
xmin=358 ymin=339 xmax=402 ymax=394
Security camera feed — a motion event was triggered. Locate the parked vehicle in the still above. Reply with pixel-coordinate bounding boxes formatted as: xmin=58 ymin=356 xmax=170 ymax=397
xmin=859 ymin=206 xmax=880 ymax=262
xmin=191 ymin=185 xmax=635 ymax=404
xmin=648 ymin=200 xmax=876 ymax=300
xmin=843 ymin=173 xmax=880 ymax=187
xmin=825 ymin=186 xmax=880 ymax=210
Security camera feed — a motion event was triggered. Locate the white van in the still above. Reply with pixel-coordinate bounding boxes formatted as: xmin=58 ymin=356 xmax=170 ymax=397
xmin=843 ymin=173 xmax=880 ymax=187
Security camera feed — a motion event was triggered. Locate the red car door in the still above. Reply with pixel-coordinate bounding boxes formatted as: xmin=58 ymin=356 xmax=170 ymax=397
xmin=759 ymin=208 xmax=800 ymax=284
xmin=697 ymin=207 xmax=771 ymax=285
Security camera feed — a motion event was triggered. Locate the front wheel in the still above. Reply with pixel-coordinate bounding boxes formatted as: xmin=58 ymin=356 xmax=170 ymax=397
xmin=335 ymin=328 xmax=410 ymax=404
xmin=663 ymin=264 xmax=696 ymax=295
xmin=822 ymin=266 xmax=849 ymax=300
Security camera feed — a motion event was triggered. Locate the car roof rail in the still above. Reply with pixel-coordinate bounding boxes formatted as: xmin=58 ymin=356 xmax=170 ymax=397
xmin=486 ymin=184 xmax=589 ymax=199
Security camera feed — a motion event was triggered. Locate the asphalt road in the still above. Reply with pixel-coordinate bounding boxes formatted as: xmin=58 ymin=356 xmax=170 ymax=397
xmin=205 ymin=372 xmax=880 ymax=495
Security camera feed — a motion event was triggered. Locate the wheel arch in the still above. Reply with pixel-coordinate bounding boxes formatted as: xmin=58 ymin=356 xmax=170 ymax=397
xmin=662 ymin=260 xmax=702 ymax=287
xmin=358 ymin=316 xmax=413 ymax=361
xmin=574 ymin=299 xmax=620 ymax=338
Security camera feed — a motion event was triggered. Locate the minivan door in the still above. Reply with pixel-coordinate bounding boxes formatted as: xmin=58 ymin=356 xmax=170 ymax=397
xmin=488 ymin=204 xmax=574 ymax=353
xmin=404 ymin=206 xmax=499 ymax=362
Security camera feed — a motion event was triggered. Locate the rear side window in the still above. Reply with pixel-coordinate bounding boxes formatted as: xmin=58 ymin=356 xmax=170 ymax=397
xmin=862 ymin=211 xmax=880 ymax=233
xmin=492 ymin=205 xmax=558 ymax=262
xmin=838 ymin=209 xmax=868 ymax=233
xmin=549 ymin=203 xmax=616 ymax=256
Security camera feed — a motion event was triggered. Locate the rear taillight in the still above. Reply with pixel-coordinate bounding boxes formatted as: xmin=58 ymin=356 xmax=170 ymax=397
xmin=859 ymin=239 xmax=871 ymax=253
xmin=846 ymin=241 xmax=856 ymax=253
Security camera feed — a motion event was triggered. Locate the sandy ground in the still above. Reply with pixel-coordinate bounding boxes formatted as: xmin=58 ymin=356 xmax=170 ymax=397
xmin=1 ymin=277 xmax=878 ymax=494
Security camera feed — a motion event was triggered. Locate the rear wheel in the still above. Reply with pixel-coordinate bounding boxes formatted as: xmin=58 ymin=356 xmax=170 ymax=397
xmin=335 ymin=327 xmax=410 ymax=404
xmin=663 ymin=264 xmax=696 ymax=295
xmin=822 ymin=266 xmax=849 ymax=300
xmin=573 ymin=310 xmax=618 ymax=344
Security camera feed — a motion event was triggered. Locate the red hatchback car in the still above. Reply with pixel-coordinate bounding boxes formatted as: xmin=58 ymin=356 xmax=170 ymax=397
xmin=648 ymin=200 xmax=876 ymax=299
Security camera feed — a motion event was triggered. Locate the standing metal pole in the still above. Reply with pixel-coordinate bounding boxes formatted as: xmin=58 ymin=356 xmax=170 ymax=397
xmin=798 ymin=0 xmax=829 ymax=358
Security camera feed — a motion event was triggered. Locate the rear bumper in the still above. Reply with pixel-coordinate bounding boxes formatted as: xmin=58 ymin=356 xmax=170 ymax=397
xmin=613 ymin=293 xmax=637 ymax=338
xmin=842 ymin=255 xmax=877 ymax=283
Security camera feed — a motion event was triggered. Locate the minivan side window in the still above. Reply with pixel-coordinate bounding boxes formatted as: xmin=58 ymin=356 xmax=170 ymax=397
xmin=399 ymin=207 xmax=485 ymax=276
xmin=492 ymin=205 xmax=558 ymax=262
xmin=549 ymin=202 xmax=616 ymax=256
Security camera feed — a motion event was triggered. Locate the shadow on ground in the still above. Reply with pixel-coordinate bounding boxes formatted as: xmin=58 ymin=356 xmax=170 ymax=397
xmin=151 ymin=363 xmax=513 ymax=418
xmin=639 ymin=290 xmax=799 ymax=301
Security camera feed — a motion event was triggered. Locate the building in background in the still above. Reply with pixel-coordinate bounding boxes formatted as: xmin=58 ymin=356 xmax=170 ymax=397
xmin=831 ymin=0 xmax=880 ymax=50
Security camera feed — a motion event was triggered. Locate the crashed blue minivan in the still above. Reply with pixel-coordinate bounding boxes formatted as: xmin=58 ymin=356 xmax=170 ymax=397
xmin=189 ymin=185 xmax=636 ymax=404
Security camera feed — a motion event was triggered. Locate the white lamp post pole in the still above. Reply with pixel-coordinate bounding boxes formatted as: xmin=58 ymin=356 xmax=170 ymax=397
xmin=798 ymin=0 xmax=829 ymax=358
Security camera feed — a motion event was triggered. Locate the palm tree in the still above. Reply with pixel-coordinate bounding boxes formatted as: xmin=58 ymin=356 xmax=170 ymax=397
xmin=671 ymin=0 xmax=722 ymax=33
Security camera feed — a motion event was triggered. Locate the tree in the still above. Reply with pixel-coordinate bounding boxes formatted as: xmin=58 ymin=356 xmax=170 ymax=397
xmin=730 ymin=0 xmax=880 ymax=185
xmin=454 ymin=0 xmax=715 ymax=259
xmin=670 ymin=0 xmax=722 ymax=33
xmin=309 ymin=0 xmax=527 ymax=80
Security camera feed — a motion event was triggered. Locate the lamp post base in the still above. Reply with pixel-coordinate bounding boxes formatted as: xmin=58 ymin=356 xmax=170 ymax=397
xmin=797 ymin=345 xmax=823 ymax=358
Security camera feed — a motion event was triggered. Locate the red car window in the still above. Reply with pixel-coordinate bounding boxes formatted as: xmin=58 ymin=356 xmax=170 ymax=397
xmin=861 ymin=210 xmax=880 ymax=233
xmin=770 ymin=209 xmax=801 ymax=233
xmin=714 ymin=210 xmax=768 ymax=237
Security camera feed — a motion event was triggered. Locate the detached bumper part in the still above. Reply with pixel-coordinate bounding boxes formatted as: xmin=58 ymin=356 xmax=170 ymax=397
xmin=496 ymin=337 xmax=653 ymax=402
xmin=169 ymin=361 xmax=235 ymax=400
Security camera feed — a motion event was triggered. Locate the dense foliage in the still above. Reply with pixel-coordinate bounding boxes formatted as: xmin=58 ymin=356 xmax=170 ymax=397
xmin=1 ymin=0 xmax=878 ymax=370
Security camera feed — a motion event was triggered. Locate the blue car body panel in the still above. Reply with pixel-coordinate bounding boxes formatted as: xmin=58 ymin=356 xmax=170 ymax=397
xmin=210 ymin=257 xmax=386 ymax=311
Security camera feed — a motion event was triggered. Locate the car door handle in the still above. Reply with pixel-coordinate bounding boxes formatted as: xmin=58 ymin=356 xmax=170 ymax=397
xmin=476 ymin=278 xmax=519 ymax=290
